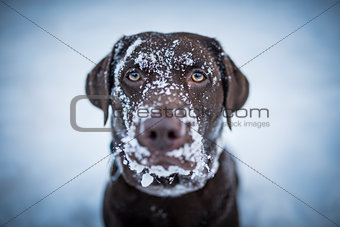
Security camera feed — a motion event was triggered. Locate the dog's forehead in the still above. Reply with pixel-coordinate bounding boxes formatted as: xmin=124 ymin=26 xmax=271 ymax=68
xmin=137 ymin=34 xmax=205 ymax=52
xmin=121 ymin=34 xmax=215 ymax=78
xmin=113 ymin=33 xmax=220 ymax=108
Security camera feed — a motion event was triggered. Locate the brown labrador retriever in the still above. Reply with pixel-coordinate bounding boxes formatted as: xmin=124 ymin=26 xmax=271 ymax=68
xmin=86 ymin=32 xmax=249 ymax=227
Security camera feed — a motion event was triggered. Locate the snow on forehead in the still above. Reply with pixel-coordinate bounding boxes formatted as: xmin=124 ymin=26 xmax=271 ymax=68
xmin=131 ymin=38 xmax=212 ymax=77
xmin=114 ymin=36 xmax=215 ymax=82
xmin=113 ymin=36 xmax=217 ymax=107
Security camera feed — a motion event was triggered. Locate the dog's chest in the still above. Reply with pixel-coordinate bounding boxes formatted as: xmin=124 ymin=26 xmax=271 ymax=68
xmin=117 ymin=193 xmax=211 ymax=227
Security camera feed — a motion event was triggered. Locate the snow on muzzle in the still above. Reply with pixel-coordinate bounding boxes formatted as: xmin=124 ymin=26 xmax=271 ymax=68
xmin=136 ymin=116 xmax=196 ymax=170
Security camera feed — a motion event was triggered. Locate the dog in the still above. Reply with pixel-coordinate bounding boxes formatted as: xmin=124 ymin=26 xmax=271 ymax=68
xmin=86 ymin=32 xmax=249 ymax=227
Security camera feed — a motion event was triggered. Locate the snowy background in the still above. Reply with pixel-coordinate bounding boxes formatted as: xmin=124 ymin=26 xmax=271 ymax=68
xmin=0 ymin=0 xmax=340 ymax=226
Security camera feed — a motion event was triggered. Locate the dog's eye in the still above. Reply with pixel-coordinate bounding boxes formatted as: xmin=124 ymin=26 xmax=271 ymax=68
xmin=191 ymin=72 xmax=205 ymax=82
xmin=127 ymin=72 xmax=141 ymax=82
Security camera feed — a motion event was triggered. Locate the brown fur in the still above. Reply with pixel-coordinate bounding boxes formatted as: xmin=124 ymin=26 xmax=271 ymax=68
xmin=86 ymin=32 xmax=249 ymax=227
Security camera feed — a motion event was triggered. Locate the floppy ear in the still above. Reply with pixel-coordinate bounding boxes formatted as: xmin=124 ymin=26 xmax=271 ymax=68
xmin=85 ymin=52 xmax=113 ymax=125
xmin=224 ymin=55 xmax=249 ymax=129
xmin=85 ymin=35 xmax=140 ymax=125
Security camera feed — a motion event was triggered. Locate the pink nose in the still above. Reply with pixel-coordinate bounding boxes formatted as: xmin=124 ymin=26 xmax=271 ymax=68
xmin=137 ymin=118 xmax=187 ymax=152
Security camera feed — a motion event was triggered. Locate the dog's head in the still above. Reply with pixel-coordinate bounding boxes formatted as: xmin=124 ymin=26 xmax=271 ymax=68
xmin=86 ymin=32 xmax=248 ymax=196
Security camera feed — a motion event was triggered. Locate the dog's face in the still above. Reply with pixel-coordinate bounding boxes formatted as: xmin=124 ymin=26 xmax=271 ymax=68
xmin=86 ymin=32 xmax=248 ymax=196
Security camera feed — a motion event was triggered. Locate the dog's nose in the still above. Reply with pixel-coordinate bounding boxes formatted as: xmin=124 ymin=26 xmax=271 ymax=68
xmin=138 ymin=118 xmax=187 ymax=152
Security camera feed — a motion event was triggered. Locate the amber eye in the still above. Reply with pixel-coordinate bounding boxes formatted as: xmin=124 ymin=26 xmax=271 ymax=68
xmin=191 ymin=72 xmax=205 ymax=82
xmin=127 ymin=71 xmax=141 ymax=82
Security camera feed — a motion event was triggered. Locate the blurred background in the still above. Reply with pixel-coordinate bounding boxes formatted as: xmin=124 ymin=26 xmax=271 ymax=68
xmin=0 ymin=0 xmax=339 ymax=226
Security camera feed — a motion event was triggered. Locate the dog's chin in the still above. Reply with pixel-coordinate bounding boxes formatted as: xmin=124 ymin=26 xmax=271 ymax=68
xmin=115 ymin=137 xmax=223 ymax=197
xmin=135 ymin=174 xmax=210 ymax=197
xmin=120 ymin=164 xmax=211 ymax=197
xmin=117 ymin=151 xmax=220 ymax=197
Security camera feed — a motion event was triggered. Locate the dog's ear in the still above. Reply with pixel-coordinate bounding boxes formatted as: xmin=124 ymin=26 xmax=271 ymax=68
xmin=205 ymin=38 xmax=249 ymax=129
xmin=86 ymin=52 xmax=113 ymax=125
xmin=85 ymin=35 xmax=139 ymax=125
xmin=224 ymin=55 xmax=249 ymax=129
